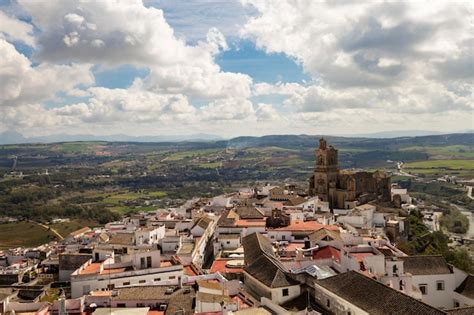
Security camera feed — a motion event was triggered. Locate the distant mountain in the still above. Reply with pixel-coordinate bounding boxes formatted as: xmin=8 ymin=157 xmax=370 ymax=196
xmin=0 ymin=130 xmax=27 ymax=144
xmin=347 ymin=130 xmax=468 ymax=138
xmin=1 ymin=130 xmax=472 ymax=148
xmin=0 ymin=131 xmax=223 ymax=145
xmin=223 ymin=133 xmax=474 ymax=150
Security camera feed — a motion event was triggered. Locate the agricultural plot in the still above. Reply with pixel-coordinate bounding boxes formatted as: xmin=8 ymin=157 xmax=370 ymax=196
xmin=0 ymin=222 xmax=58 ymax=249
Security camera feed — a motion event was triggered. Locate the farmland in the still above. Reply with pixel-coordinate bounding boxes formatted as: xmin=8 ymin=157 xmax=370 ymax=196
xmin=0 ymin=221 xmax=59 ymax=249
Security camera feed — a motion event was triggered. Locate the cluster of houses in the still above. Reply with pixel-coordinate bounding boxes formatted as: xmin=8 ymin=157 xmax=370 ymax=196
xmin=0 ymin=140 xmax=472 ymax=315
xmin=1 ymin=181 xmax=473 ymax=315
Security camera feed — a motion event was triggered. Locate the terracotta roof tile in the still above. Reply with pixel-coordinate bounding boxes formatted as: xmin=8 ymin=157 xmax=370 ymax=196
xmin=400 ymin=255 xmax=452 ymax=275
xmin=455 ymin=275 xmax=474 ymax=299
xmin=317 ymin=271 xmax=445 ymax=315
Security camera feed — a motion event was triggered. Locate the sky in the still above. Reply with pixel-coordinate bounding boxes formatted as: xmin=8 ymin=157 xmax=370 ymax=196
xmin=0 ymin=0 xmax=472 ymax=138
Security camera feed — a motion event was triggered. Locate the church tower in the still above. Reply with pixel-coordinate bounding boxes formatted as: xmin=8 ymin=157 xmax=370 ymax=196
xmin=309 ymin=138 xmax=339 ymax=208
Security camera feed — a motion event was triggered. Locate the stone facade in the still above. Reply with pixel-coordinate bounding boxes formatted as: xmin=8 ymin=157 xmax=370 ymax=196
xmin=309 ymin=138 xmax=391 ymax=210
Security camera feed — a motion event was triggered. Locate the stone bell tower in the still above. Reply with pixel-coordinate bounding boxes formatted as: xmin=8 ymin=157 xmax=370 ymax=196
xmin=309 ymin=138 xmax=339 ymax=208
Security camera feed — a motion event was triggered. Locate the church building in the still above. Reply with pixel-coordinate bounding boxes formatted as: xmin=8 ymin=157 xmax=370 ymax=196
xmin=309 ymin=138 xmax=391 ymax=210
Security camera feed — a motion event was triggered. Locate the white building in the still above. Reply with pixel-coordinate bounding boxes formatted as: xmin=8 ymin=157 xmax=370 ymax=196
xmin=70 ymin=250 xmax=183 ymax=298
xmin=314 ymin=271 xmax=445 ymax=315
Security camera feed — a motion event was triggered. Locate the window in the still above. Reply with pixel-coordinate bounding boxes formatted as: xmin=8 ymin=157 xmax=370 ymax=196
xmin=436 ymin=280 xmax=445 ymax=291
xmin=454 ymin=301 xmax=460 ymax=308
xmin=419 ymin=284 xmax=427 ymax=295
xmin=326 ymin=299 xmax=330 ymax=308
xmin=139 ymin=280 xmax=146 ymax=284
xmin=226 ymin=241 xmax=230 ymax=244
xmin=282 ymin=288 xmax=289 ymax=296
xmin=393 ymin=265 xmax=398 ymax=275
xmin=147 ymin=256 xmax=152 ymax=268
xmin=154 ymin=278 xmax=161 ymax=282
xmin=140 ymin=257 xmax=146 ymax=269
xmin=169 ymin=276 xmax=176 ymax=280
xmin=117 ymin=303 xmax=126 ymax=308
xmin=123 ymin=282 xmax=130 ymax=286
xmin=282 ymin=235 xmax=286 ymax=240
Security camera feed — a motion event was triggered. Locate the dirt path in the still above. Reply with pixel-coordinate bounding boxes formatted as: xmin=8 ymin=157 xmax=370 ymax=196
xmin=31 ymin=221 xmax=64 ymax=241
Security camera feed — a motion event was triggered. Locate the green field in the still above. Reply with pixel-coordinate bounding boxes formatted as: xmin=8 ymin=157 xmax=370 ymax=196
xmin=165 ymin=148 xmax=222 ymax=161
xmin=404 ymin=159 xmax=474 ymax=170
xmin=50 ymin=219 xmax=98 ymax=237
xmin=401 ymin=145 xmax=474 ymax=158
xmin=403 ymin=159 xmax=474 ymax=178
xmin=0 ymin=222 xmax=58 ymax=249
xmin=51 ymin=142 xmax=108 ymax=154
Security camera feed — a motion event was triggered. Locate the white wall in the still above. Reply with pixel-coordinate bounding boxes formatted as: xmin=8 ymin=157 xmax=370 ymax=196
xmin=131 ymin=250 xmax=161 ymax=269
xmin=218 ymin=237 xmax=240 ymax=250
xmin=267 ymin=231 xmax=292 ymax=242
xmin=270 ymin=285 xmax=301 ymax=304
xmin=71 ymin=266 xmax=183 ymax=298
xmin=411 ymin=274 xmax=456 ymax=309
xmin=161 ymin=236 xmax=181 ymax=252
xmin=313 ymin=283 xmax=369 ymax=315
xmin=363 ymin=255 xmax=385 ymax=276
xmin=452 ymin=291 xmax=474 ymax=308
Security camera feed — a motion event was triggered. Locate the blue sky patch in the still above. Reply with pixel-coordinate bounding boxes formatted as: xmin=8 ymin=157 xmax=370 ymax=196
xmin=217 ymin=40 xmax=309 ymax=84
xmin=94 ymin=65 xmax=149 ymax=89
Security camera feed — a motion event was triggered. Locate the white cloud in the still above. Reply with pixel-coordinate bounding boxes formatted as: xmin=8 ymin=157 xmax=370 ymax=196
xmin=54 ymin=87 xmax=197 ymax=124
xmin=18 ymin=0 xmax=253 ymax=105
xmin=242 ymin=0 xmax=473 ymax=121
xmin=0 ymin=38 xmax=94 ymax=107
xmin=256 ymin=103 xmax=281 ymax=121
xmin=199 ymin=98 xmax=255 ymax=121
xmin=0 ymin=0 xmax=471 ymax=136
xmin=0 ymin=10 xmax=35 ymax=47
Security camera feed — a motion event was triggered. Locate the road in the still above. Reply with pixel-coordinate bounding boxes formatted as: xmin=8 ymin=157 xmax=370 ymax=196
xmin=31 ymin=220 xmax=64 ymax=241
xmin=467 ymin=186 xmax=473 ymax=200
xmin=396 ymin=162 xmax=416 ymax=177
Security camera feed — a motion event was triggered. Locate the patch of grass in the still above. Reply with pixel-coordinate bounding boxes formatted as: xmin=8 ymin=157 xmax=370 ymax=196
xmin=404 ymin=159 xmax=474 ymax=170
xmin=51 ymin=142 xmax=107 ymax=154
xmin=0 ymin=221 xmax=58 ymax=249
xmin=166 ymin=149 xmax=221 ymax=161
xmin=40 ymin=288 xmax=60 ymax=303
xmin=100 ymin=190 xmax=167 ymax=204
xmin=401 ymin=145 xmax=474 ymax=158
xmin=245 ymin=146 xmax=298 ymax=153
xmin=50 ymin=219 xmax=98 ymax=237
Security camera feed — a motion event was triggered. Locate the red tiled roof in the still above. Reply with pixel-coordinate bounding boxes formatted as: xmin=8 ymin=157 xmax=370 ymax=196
xmin=100 ymin=267 xmax=126 ymax=275
xmin=313 ymin=246 xmax=341 ymax=262
xmin=273 ymin=221 xmax=338 ymax=232
xmin=210 ymin=259 xmax=243 ymax=274
xmin=231 ymin=295 xmax=251 ymax=309
xmin=235 ymin=219 xmax=266 ymax=227
xmin=79 ymin=262 xmax=101 ymax=275
xmin=281 ymin=243 xmax=305 ymax=251
xmin=184 ymin=265 xmax=198 ymax=276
